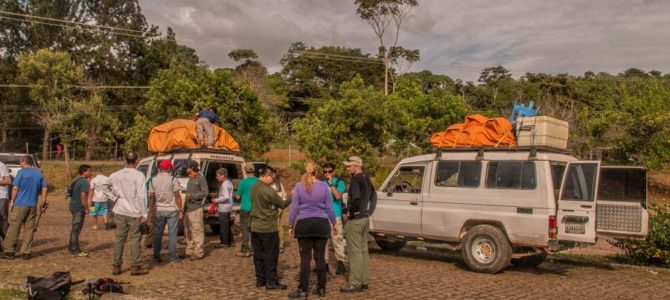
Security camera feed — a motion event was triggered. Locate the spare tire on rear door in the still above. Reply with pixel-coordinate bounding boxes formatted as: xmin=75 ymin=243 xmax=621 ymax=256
xmin=461 ymin=224 xmax=512 ymax=274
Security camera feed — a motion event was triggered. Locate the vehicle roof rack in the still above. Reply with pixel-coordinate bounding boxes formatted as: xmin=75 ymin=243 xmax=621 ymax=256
xmin=158 ymin=148 xmax=242 ymax=156
xmin=435 ymin=145 xmax=572 ymax=160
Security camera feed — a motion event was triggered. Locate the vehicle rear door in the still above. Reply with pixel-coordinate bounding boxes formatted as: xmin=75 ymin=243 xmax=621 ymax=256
xmin=557 ymin=161 xmax=600 ymax=244
xmin=596 ymin=166 xmax=649 ymax=238
xmin=372 ymin=163 xmax=428 ymax=235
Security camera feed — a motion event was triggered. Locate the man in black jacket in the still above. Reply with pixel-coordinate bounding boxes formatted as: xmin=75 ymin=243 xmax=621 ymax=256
xmin=340 ymin=156 xmax=376 ymax=293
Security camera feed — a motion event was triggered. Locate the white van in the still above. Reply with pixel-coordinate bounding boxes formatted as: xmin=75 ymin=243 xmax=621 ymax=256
xmin=370 ymin=147 xmax=649 ymax=273
xmin=137 ymin=149 xmax=248 ymax=234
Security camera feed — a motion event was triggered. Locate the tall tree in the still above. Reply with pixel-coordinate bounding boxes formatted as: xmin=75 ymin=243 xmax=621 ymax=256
xmin=277 ymin=42 xmax=385 ymax=114
xmin=16 ymin=49 xmax=83 ymax=161
xmin=355 ymin=0 xmax=419 ymax=95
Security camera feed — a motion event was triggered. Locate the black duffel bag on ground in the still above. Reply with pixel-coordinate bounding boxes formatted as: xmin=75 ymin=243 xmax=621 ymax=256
xmin=26 ymin=271 xmax=77 ymax=300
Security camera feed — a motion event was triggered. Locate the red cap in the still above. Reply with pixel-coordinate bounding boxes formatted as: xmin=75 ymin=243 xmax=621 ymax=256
xmin=159 ymin=160 xmax=173 ymax=170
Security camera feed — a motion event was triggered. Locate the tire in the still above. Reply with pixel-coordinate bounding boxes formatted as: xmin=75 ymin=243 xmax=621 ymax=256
xmin=511 ymin=253 xmax=548 ymax=268
xmin=375 ymin=237 xmax=407 ymax=251
xmin=461 ymin=224 xmax=512 ymax=274
xmin=210 ymin=224 xmax=221 ymax=234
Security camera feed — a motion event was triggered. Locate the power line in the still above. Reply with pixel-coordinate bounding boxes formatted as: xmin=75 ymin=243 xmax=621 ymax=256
xmin=0 ymin=84 xmax=150 ymax=89
xmin=0 ymin=15 xmax=157 ymax=39
xmin=0 ymin=11 xmax=148 ymax=34
xmin=303 ymin=51 xmax=383 ymax=62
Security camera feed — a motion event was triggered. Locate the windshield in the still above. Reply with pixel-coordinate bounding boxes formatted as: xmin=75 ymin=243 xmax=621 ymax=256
xmin=0 ymin=155 xmax=21 ymax=166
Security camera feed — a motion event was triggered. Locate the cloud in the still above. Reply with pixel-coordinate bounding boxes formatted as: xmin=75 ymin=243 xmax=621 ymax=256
xmin=139 ymin=0 xmax=670 ymax=81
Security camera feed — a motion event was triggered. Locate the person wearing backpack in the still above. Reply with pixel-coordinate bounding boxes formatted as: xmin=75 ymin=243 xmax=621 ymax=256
xmin=340 ymin=156 xmax=377 ymax=293
xmin=68 ymin=165 xmax=93 ymax=257
xmin=148 ymin=160 xmax=183 ymax=263
xmin=1 ymin=155 xmax=47 ymax=260
xmin=322 ymin=162 xmax=347 ymax=276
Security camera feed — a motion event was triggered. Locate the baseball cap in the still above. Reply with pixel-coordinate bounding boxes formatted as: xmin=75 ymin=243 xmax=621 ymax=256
xmin=343 ymin=156 xmax=363 ymax=167
xmin=159 ymin=160 xmax=173 ymax=170
xmin=244 ymin=164 xmax=255 ymax=172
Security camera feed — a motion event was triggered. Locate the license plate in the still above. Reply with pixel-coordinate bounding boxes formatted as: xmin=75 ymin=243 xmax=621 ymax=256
xmin=565 ymin=223 xmax=585 ymax=234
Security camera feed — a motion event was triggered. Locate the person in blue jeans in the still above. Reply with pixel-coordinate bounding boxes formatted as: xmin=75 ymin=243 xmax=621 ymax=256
xmin=148 ymin=160 xmax=184 ymax=263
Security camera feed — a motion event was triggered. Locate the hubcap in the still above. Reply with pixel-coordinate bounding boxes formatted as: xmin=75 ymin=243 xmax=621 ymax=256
xmin=471 ymin=237 xmax=497 ymax=264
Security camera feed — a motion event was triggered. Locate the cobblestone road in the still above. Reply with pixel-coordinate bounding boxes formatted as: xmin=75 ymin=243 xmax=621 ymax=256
xmin=0 ymin=195 xmax=668 ymax=299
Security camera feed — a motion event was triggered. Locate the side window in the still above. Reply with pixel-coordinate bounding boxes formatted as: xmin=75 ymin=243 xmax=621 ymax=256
xmin=171 ymin=159 xmax=191 ymax=178
xmin=550 ymin=162 xmax=567 ymax=200
xmin=597 ymin=168 xmax=646 ymax=203
xmin=384 ymin=165 xmax=425 ymax=194
xmin=561 ymin=163 xmax=597 ymax=201
xmin=136 ymin=163 xmax=149 ymax=177
xmin=486 ymin=161 xmax=536 ymax=189
xmin=435 ymin=161 xmax=481 ymax=187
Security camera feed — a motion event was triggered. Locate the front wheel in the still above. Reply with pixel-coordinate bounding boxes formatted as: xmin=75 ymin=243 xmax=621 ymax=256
xmin=461 ymin=225 xmax=512 ymax=274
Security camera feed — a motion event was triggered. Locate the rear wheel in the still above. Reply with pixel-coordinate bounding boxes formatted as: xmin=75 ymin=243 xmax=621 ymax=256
xmin=511 ymin=252 xmax=548 ymax=268
xmin=374 ymin=237 xmax=407 ymax=251
xmin=461 ymin=225 xmax=512 ymax=274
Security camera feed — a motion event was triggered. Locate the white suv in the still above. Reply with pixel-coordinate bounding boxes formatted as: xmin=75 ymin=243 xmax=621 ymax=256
xmin=137 ymin=149 xmax=248 ymax=234
xmin=370 ymin=147 xmax=649 ymax=273
xmin=0 ymin=153 xmax=40 ymax=176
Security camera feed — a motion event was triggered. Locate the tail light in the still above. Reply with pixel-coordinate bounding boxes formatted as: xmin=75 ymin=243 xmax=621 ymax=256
xmin=548 ymin=215 xmax=558 ymax=239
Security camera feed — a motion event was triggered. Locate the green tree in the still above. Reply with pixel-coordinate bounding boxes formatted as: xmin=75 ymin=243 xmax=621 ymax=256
xmin=277 ymin=42 xmax=385 ymax=114
xmin=16 ymin=49 xmax=83 ymax=160
xmin=125 ymin=65 xmax=278 ymax=158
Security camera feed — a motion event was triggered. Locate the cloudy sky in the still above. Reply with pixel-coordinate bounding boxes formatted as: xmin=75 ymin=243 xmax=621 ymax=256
xmin=138 ymin=0 xmax=670 ymax=81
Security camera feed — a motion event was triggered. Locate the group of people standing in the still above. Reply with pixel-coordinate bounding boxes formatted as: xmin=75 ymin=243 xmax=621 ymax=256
xmin=0 ymin=152 xmax=377 ymax=298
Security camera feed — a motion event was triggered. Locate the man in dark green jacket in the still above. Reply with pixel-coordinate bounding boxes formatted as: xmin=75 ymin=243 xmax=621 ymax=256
xmin=250 ymin=166 xmax=291 ymax=290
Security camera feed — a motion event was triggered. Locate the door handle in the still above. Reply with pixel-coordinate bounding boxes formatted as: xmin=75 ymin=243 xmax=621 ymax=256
xmin=581 ymin=205 xmax=592 ymax=209
xmin=562 ymin=209 xmax=575 ymax=212
xmin=410 ymin=201 xmax=418 ymax=206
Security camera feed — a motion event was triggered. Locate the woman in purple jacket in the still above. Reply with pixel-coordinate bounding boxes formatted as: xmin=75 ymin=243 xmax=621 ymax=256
xmin=288 ymin=162 xmax=337 ymax=298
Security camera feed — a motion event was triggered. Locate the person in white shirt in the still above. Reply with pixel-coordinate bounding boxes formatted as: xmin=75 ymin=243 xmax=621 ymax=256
xmin=88 ymin=168 xmax=112 ymax=230
xmin=214 ymin=168 xmax=234 ymax=248
xmin=109 ymin=152 xmax=148 ymax=276
xmin=0 ymin=161 xmax=11 ymax=239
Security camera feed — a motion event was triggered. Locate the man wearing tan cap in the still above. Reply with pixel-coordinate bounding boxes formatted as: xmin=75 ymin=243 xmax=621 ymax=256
xmin=340 ymin=156 xmax=377 ymax=293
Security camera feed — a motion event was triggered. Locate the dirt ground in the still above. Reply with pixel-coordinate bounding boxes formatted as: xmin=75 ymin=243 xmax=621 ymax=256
xmin=0 ymin=193 xmax=668 ymax=299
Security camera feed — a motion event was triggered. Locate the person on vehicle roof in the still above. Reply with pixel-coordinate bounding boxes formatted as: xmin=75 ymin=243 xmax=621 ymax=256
xmin=340 ymin=156 xmax=377 ymax=293
xmin=194 ymin=107 xmax=218 ymax=148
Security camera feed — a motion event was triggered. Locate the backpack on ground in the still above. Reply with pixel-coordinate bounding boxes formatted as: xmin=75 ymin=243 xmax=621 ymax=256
xmin=81 ymin=278 xmax=125 ymax=297
xmin=26 ymin=271 xmax=76 ymax=300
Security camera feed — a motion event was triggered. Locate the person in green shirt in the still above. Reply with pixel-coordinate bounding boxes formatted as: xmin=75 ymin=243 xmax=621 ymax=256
xmin=250 ymin=166 xmax=291 ymax=290
xmin=236 ymin=164 xmax=257 ymax=256
xmin=69 ymin=164 xmax=92 ymax=257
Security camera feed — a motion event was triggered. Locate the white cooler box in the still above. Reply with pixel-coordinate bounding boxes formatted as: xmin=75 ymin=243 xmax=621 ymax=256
xmin=515 ymin=116 xmax=569 ymax=149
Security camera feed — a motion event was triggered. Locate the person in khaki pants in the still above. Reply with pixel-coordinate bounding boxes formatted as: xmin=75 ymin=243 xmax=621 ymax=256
xmin=184 ymin=161 xmax=208 ymax=260
xmin=0 ymin=156 xmax=46 ymax=260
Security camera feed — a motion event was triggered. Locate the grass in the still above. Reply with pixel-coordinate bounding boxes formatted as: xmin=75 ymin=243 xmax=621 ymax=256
xmin=0 ymin=289 xmax=25 ymax=300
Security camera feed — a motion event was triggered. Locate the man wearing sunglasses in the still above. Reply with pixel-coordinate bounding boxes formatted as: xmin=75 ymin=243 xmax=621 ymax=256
xmin=322 ymin=162 xmax=347 ymax=276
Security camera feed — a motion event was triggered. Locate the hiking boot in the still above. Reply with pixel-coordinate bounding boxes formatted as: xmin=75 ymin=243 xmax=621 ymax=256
xmin=112 ymin=266 xmax=122 ymax=275
xmin=152 ymin=257 xmax=162 ymax=264
xmin=21 ymin=253 xmax=32 ymax=260
xmin=130 ymin=266 xmax=149 ymax=276
xmin=288 ymin=289 xmax=308 ymax=299
xmin=340 ymin=284 xmax=363 ymax=293
xmin=0 ymin=252 xmax=15 ymax=260
xmin=336 ymin=260 xmax=346 ymax=275
xmin=235 ymin=252 xmax=251 ymax=257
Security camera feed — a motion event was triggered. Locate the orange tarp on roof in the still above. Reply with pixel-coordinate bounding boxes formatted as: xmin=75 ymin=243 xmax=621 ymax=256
xmin=430 ymin=114 xmax=516 ymax=148
xmin=147 ymin=119 xmax=240 ymax=153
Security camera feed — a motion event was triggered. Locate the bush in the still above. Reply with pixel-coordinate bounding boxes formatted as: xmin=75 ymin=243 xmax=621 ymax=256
xmin=610 ymin=204 xmax=670 ymax=266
